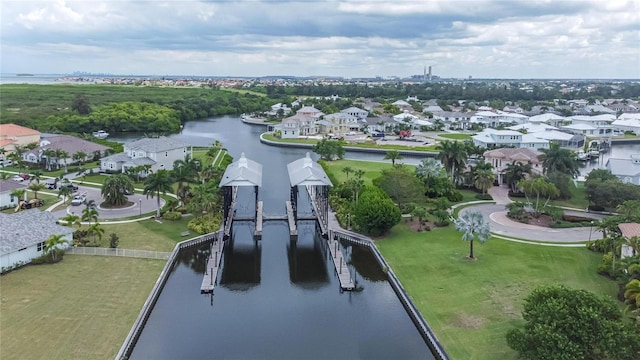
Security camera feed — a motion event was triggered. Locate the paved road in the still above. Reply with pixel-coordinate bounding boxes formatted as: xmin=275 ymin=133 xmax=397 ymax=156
xmin=459 ymin=204 xmax=604 ymax=242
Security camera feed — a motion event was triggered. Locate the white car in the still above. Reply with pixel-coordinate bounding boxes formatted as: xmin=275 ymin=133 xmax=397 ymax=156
xmin=11 ymin=175 xmax=24 ymax=182
xmin=71 ymin=195 xmax=87 ymax=206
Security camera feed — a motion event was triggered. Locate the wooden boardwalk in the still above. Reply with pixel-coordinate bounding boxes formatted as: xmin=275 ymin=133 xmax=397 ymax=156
xmin=327 ymin=235 xmax=355 ymax=290
xmin=200 ymin=238 xmax=225 ymax=293
xmin=285 ymin=201 xmax=298 ymax=238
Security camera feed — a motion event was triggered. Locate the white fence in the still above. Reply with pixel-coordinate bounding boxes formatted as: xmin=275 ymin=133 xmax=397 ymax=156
xmin=66 ymin=247 xmax=171 ymax=260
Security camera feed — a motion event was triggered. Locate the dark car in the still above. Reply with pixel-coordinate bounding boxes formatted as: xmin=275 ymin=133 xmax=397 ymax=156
xmin=64 ymin=183 xmax=79 ymax=192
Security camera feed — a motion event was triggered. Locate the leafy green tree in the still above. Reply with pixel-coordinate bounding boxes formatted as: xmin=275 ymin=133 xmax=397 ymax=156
xmin=351 ymin=187 xmax=401 ymax=236
xmin=506 ymin=285 xmax=640 ymax=360
xmin=172 ymin=155 xmax=200 ymax=203
xmin=373 ymin=165 xmax=424 ymax=211
xmin=143 ymin=169 xmax=175 ymax=218
xmin=436 ymin=140 xmax=468 ymax=183
xmin=454 ymin=210 xmax=490 ymax=259
xmin=73 ymin=150 xmax=88 ymax=167
xmin=538 ymin=142 xmax=580 ymax=178
xmin=101 ymin=174 xmax=134 ymax=206
xmin=545 ymin=170 xmax=573 ymax=200
xmin=616 ymin=200 xmax=640 ymax=222
xmin=383 ymin=150 xmax=403 ymax=166
xmin=71 ymin=94 xmax=92 ymax=114
xmin=313 ymin=139 xmax=345 ymax=161
xmin=416 ymin=157 xmax=443 ymax=179
xmin=57 ymin=185 xmax=73 ymax=204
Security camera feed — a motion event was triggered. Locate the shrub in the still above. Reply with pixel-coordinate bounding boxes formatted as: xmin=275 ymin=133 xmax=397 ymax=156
xmin=446 ymin=191 xmax=463 ymax=202
xmin=475 ymin=193 xmax=493 ymax=200
xmin=109 ymin=233 xmax=119 ymax=248
xmin=562 ymin=214 xmax=594 ymax=222
xmin=543 ymin=205 xmax=564 ymax=222
xmin=163 ymin=211 xmax=183 ymax=221
xmin=188 ymin=213 xmax=222 ymax=235
xmin=508 ymin=190 xmax=526 ymax=198
xmin=31 ymin=250 xmax=64 ymax=265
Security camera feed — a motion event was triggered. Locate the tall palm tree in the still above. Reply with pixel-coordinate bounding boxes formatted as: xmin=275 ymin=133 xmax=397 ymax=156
xmin=73 ymin=150 xmax=88 ymax=167
xmin=341 ymin=166 xmax=354 ymax=180
xmin=101 ymin=174 xmax=134 ymax=206
xmin=88 ymin=222 xmax=104 ymax=245
xmin=538 ymin=142 xmax=580 ymax=178
xmin=384 ymin=150 xmax=403 ymax=166
xmin=30 ymin=170 xmax=43 ymax=184
xmin=44 ymin=234 xmax=67 ymax=261
xmin=504 ymin=161 xmax=533 ymax=192
xmin=143 ymin=169 xmax=174 ymax=218
xmin=42 ymin=148 xmax=55 ymax=170
xmin=172 ymin=157 xmax=199 ymax=203
xmin=436 ymin=140 xmax=468 ymax=183
xmin=474 ymin=168 xmax=495 ymax=195
xmin=58 ymin=185 xmax=73 ymax=204
xmin=27 ymin=183 xmax=46 ymax=199
xmin=454 ymin=210 xmax=491 ymax=259
xmin=81 ymin=206 xmax=99 ymax=225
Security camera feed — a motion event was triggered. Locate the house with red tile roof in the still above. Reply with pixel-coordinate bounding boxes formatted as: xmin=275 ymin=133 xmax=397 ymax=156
xmin=0 ymin=123 xmax=40 ymax=156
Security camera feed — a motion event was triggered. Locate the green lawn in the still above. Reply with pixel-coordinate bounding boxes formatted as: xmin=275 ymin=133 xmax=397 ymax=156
xmin=0 ymin=256 xmax=165 ymax=360
xmin=376 ymin=224 xmax=617 ymax=360
xmin=89 ymin=218 xmax=190 ymax=251
xmin=548 ymin=181 xmax=589 ymax=209
xmin=320 ymin=158 xmax=394 ymax=186
xmin=438 ymin=133 xmax=472 ymax=140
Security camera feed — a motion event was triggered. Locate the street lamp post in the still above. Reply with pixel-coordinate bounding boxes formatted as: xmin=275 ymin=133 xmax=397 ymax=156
xmin=589 ymin=221 xmax=594 ymax=242
xmin=139 ymin=199 xmax=142 ymax=217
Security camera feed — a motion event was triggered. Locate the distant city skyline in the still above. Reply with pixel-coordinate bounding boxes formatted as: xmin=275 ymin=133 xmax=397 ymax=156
xmin=1 ymin=1 xmax=639 ymax=79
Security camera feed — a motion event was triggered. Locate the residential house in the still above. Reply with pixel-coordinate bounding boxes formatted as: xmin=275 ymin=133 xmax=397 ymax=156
xmin=317 ymin=113 xmax=358 ymax=135
xmin=567 ymin=114 xmax=615 ymax=136
xmin=277 ymin=106 xmax=324 ymax=139
xmin=561 ymin=123 xmax=598 ymax=136
xmin=0 ymin=209 xmax=74 ymax=272
xmin=612 ymin=113 xmax=640 ymax=135
xmin=605 ymin=154 xmax=640 ymax=185
xmin=393 ymin=112 xmax=432 ymax=128
xmin=0 ymin=123 xmax=40 ymax=156
xmin=340 ymin=106 xmax=368 ymax=120
xmin=507 ymin=124 xmax=584 ymax=150
xmin=266 ymin=103 xmax=292 ymax=117
xmin=618 ymin=223 xmax=640 ymax=259
xmin=392 ymin=100 xmax=412 ymax=109
xmin=22 ymin=134 xmax=110 ymax=168
xmin=0 ymin=180 xmax=28 ymax=210
xmin=432 ymin=111 xmax=473 ymax=130
xmin=471 ymin=110 xmax=529 ymax=128
xmin=472 ymin=129 xmax=549 ymax=149
xmin=423 ymin=105 xmax=444 ymax=114
xmin=527 ymin=113 xmax=567 ymax=127
xmin=482 ymin=147 xmax=543 ymax=184
xmin=363 ymin=115 xmax=396 ymax=133
xmin=503 ymin=105 xmax=524 ymax=113
xmin=100 ymin=137 xmax=189 ymax=174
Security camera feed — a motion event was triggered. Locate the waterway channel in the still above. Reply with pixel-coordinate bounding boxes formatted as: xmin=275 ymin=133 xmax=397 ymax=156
xmin=125 ymin=116 xmax=438 ymax=359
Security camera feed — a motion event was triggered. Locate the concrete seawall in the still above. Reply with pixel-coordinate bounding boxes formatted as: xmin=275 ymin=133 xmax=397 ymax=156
xmin=259 ymin=133 xmax=439 ymax=157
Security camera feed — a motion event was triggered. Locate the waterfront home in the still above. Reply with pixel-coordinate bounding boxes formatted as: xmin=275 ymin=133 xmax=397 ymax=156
xmin=612 ymin=113 xmax=640 ymax=135
xmin=605 ymin=154 xmax=640 ymax=185
xmin=432 ymin=111 xmax=473 ymax=130
xmin=561 ymin=123 xmax=598 ymax=136
xmin=100 ymin=136 xmax=189 ymax=174
xmin=471 ymin=110 xmax=529 ymax=128
xmin=483 ymin=147 xmax=543 ymax=184
xmin=0 ymin=123 xmax=40 ymax=156
xmin=567 ymin=114 xmax=615 ymax=136
xmin=277 ymin=106 xmax=324 ymax=139
xmin=527 ymin=113 xmax=567 ymax=127
xmin=22 ymin=134 xmax=109 ymax=167
xmin=472 ymin=129 xmax=549 ymax=149
xmin=317 ymin=113 xmax=359 ymax=135
xmin=0 ymin=209 xmax=74 ymax=272
xmin=362 ymin=115 xmax=396 ymax=133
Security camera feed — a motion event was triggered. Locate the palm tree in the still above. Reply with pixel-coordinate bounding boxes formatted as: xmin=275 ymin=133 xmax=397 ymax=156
xmin=474 ymin=168 xmax=495 ymax=195
xmin=30 ymin=170 xmax=43 ymax=184
xmin=73 ymin=150 xmax=88 ymax=167
xmin=82 ymin=206 xmax=99 ymax=225
xmin=538 ymin=142 xmax=580 ymax=178
xmin=60 ymin=213 xmax=81 ymax=228
xmin=341 ymin=166 xmax=354 ymax=180
xmin=411 ymin=206 xmax=427 ymax=231
xmin=57 ymin=185 xmax=73 ymax=204
xmin=88 ymin=222 xmax=105 ymax=245
xmin=624 ymin=279 xmax=640 ymax=319
xmin=416 ymin=158 xmax=443 ymax=179
xmin=384 ymin=150 xmax=403 ymax=166
xmin=436 ymin=140 xmax=468 ymax=183
xmin=455 ymin=210 xmax=490 ymax=259
xmin=143 ymin=169 xmax=174 ymax=218
xmin=172 ymin=157 xmax=199 ymax=203
xmin=504 ymin=161 xmax=533 ymax=192
xmin=44 ymin=234 xmax=67 ymax=261
xmin=28 ymin=183 xmax=46 ymax=199
xmin=42 ymin=149 xmax=55 ymax=170
xmin=616 ymin=200 xmax=640 ymax=222
xmin=101 ymin=174 xmax=134 ymax=206
xmin=10 ymin=189 xmax=26 ymax=208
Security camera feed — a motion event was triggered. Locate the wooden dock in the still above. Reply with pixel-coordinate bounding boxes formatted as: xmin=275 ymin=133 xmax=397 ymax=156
xmin=285 ymin=200 xmax=298 ymax=238
xmin=255 ymin=201 xmax=263 ymax=239
xmin=327 ymin=235 xmax=355 ymax=290
xmin=200 ymin=238 xmax=225 ymax=292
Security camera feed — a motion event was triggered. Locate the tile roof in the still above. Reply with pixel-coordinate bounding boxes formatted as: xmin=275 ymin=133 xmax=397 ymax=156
xmin=619 ymin=223 xmax=640 ymax=239
xmin=483 ymin=147 xmax=542 ymax=163
xmin=0 ymin=179 xmax=28 ymax=193
xmin=25 ymin=135 xmax=109 ymax=158
xmin=0 ymin=209 xmax=74 ymax=255
xmin=0 ymin=123 xmax=40 ymax=137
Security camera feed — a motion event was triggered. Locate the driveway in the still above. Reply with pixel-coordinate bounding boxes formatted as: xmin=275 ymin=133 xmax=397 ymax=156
xmin=459 ymin=203 xmax=604 ymax=243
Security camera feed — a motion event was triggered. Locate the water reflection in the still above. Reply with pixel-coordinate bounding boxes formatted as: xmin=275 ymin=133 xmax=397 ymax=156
xmin=220 ymin=223 xmax=261 ymax=291
xmin=287 ymin=221 xmax=330 ymax=290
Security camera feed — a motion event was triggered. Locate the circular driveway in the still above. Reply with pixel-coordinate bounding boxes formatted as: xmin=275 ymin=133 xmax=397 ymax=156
xmin=49 ymin=184 xmax=165 ymax=220
xmin=459 ymin=204 xmax=604 ymax=243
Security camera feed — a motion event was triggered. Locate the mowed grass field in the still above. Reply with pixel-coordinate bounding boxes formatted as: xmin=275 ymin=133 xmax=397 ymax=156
xmin=376 ymin=224 xmax=617 ymax=359
xmin=0 ymin=256 xmax=165 ymax=360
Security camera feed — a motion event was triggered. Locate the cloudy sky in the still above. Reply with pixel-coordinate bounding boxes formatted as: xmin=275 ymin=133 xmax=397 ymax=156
xmin=1 ymin=0 xmax=639 ymax=78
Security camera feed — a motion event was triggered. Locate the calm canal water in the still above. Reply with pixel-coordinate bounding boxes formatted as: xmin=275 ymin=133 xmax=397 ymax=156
xmin=126 ymin=116 xmax=436 ymax=359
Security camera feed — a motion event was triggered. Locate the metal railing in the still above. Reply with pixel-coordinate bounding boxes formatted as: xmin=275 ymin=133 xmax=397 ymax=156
xmin=66 ymin=247 xmax=171 ymax=260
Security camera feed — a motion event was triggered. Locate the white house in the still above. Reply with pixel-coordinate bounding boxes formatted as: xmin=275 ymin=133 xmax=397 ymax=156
xmin=561 ymin=123 xmax=598 ymax=136
xmin=527 ymin=113 xmax=566 ymax=126
xmin=432 ymin=111 xmax=474 ymax=130
xmin=100 ymin=137 xmax=189 ymax=174
xmin=618 ymin=223 xmax=640 ymax=260
xmin=567 ymin=114 xmax=615 ymax=136
xmin=0 ymin=180 xmax=28 ymax=210
xmin=472 ymin=129 xmax=549 ymax=149
xmin=276 ymin=106 xmax=323 ymax=139
xmin=0 ymin=209 xmax=74 ymax=272
xmin=22 ymin=134 xmax=109 ymax=167
xmin=606 ymin=154 xmax=640 ymax=185
xmin=612 ymin=113 xmax=640 ymax=135
xmin=340 ymin=106 xmax=368 ymax=120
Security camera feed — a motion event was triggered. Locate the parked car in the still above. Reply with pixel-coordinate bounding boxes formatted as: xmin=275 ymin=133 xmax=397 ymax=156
xmin=0 ymin=159 xmax=12 ymax=167
xmin=71 ymin=194 xmax=86 ymax=206
xmin=11 ymin=175 xmax=24 ymax=182
xmin=45 ymin=180 xmax=57 ymax=190
xmin=19 ymin=173 xmax=30 ymax=180
xmin=64 ymin=183 xmax=79 ymax=192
